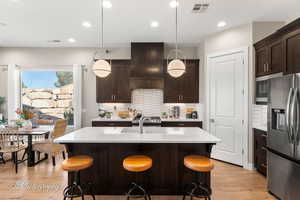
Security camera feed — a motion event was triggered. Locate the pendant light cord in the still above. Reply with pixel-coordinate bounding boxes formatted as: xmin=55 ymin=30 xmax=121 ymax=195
xmin=175 ymin=0 xmax=178 ymax=58
xmin=101 ymin=0 xmax=104 ymax=49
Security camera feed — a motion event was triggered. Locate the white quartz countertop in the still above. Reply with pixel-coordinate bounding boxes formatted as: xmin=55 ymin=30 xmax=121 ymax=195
xmin=54 ymin=127 xmax=220 ymax=144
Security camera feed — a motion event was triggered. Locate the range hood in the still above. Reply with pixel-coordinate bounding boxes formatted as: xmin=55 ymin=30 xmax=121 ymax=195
xmin=129 ymin=42 xmax=164 ymax=89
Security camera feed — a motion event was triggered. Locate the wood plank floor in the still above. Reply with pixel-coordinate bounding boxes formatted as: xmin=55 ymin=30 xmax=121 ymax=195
xmin=0 ymin=153 xmax=275 ymax=200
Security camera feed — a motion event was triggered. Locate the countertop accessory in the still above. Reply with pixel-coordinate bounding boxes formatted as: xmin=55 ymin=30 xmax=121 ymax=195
xmin=192 ymin=111 xmax=198 ymax=119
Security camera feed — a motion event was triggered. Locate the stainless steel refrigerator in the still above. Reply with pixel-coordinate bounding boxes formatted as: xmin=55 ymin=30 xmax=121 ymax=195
xmin=268 ymin=74 xmax=300 ymax=200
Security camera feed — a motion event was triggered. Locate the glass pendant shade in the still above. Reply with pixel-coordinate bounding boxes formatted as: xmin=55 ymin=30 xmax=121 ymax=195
xmin=167 ymin=59 xmax=186 ymax=78
xmin=92 ymin=59 xmax=111 ymax=78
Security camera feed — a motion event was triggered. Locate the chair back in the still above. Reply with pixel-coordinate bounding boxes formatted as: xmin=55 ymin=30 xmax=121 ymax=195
xmin=36 ymin=119 xmax=54 ymax=125
xmin=0 ymin=127 xmax=21 ymax=150
xmin=52 ymin=120 xmax=68 ymax=139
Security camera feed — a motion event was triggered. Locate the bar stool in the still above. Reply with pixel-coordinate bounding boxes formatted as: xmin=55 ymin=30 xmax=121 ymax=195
xmin=62 ymin=155 xmax=95 ymax=200
xmin=123 ymin=155 xmax=152 ymax=200
xmin=183 ymin=155 xmax=214 ymax=200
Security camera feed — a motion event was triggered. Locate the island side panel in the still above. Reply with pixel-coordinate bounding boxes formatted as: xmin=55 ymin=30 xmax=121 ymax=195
xmin=65 ymin=143 xmax=214 ymax=195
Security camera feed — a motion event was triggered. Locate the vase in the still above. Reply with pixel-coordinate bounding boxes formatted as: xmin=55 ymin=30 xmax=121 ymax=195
xmin=23 ymin=120 xmax=32 ymax=130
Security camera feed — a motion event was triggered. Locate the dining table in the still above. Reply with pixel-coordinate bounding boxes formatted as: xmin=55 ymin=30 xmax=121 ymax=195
xmin=5 ymin=126 xmax=52 ymax=167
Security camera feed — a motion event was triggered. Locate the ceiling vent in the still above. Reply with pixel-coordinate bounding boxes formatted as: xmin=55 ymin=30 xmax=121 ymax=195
xmin=48 ymin=40 xmax=62 ymax=43
xmin=192 ymin=3 xmax=210 ymax=13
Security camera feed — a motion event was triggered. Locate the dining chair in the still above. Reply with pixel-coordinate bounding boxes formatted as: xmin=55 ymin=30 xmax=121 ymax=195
xmin=0 ymin=127 xmax=28 ymax=173
xmin=32 ymin=119 xmax=68 ymax=166
xmin=21 ymin=119 xmax=55 ymax=160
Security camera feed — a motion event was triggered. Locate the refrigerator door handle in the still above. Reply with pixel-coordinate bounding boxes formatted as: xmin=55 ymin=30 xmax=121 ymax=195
xmin=286 ymin=88 xmax=294 ymax=143
xmin=294 ymin=88 xmax=300 ymax=146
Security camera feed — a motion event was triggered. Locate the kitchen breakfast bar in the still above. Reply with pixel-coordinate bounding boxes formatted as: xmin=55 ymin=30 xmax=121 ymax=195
xmin=54 ymin=127 xmax=220 ymax=195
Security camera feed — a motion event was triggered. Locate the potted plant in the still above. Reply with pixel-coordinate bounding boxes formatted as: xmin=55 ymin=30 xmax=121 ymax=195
xmin=15 ymin=108 xmax=34 ymax=130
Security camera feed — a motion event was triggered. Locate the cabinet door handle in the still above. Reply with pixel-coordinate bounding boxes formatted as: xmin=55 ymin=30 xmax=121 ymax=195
xmin=267 ymin=63 xmax=269 ymax=72
xmin=111 ymin=95 xmax=114 ymax=100
xmin=263 ymin=64 xmax=266 ymax=72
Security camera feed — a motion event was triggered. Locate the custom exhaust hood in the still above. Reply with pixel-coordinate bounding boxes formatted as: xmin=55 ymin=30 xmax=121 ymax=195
xmin=129 ymin=42 xmax=164 ymax=89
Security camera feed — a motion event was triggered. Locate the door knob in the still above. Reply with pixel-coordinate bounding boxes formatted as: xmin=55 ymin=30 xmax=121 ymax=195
xmin=210 ymin=119 xmax=215 ymax=123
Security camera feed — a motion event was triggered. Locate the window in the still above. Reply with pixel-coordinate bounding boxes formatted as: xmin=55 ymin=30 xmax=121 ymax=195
xmin=21 ymin=70 xmax=74 ymax=126
xmin=0 ymin=67 xmax=8 ymax=125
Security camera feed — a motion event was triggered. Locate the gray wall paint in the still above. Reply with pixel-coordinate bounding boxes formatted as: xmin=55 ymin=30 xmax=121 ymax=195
xmin=0 ymin=46 xmax=199 ymax=127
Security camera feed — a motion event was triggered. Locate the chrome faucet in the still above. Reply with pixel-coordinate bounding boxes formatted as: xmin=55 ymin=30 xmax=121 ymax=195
xmin=139 ymin=116 xmax=150 ymax=134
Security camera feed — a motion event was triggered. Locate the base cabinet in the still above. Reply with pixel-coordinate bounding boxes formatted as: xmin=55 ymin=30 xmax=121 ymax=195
xmin=92 ymin=121 xmax=132 ymax=127
xmin=254 ymin=128 xmax=267 ymax=176
xmin=162 ymin=121 xmax=202 ymax=128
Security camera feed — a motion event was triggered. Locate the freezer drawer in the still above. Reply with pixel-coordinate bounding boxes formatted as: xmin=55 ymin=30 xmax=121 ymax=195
xmin=268 ymin=151 xmax=300 ymax=200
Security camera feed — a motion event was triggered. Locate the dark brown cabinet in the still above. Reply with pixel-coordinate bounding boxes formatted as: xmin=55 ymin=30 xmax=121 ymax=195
xmin=283 ymin=29 xmax=300 ymax=74
xmin=162 ymin=121 xmax=202 ymax=128
xmin=254 ymin=18 xmax=300 ymax=77
xmin=164 ymin=60 xmax=199 ymax=103
xmin=92 ymin=121 xmax=132 ymax=127
xmin=254 ymin=128 xmax=267 ymax=176
xmin=96 ymin=60 xmax=131 ymax=103
xmin=255 ymin=40 xmax=283 ymax=77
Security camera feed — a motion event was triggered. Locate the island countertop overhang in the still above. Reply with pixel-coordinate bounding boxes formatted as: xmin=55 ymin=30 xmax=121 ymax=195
xmin=54 ymin=127 xmax=221 ymax=144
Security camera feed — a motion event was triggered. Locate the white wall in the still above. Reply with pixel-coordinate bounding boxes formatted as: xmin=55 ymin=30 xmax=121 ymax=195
xmin=0 ymin=46 xmax=198 ymax=127
xmin=199 ymin=21 xmax=285 ymax=167
xmin=0 ymin=67 xmax=8 ymax=118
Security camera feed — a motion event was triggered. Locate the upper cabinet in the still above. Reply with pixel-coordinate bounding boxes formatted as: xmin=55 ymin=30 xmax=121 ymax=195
xmin=255 ymin=40 xmax=284 ymax=77
xmin=254 ymin=18 xmax=300 ymax=77
xmin=96 ymin=60 xmax=131 ymax=103
xmin=283 ymin=29 xmax=300 ymax=74
xmin=164 ymin=60 xmax=199 ymax=103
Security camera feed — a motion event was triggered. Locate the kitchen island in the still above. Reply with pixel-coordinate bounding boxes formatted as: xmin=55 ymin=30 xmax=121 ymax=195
xmin=55 ymin=127 xmax=220 ymax=195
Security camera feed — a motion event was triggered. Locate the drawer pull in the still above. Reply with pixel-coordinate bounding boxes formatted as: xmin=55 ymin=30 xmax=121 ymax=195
xmin=108 ymin=123 xmax=115 ymax=126
xmin=261 ymin=163 xmax=267 ymax=168
xmin=261 ymin=134 xmax=267 ymax=138
xmin=178 ymin=123 xmax=185 ymax=126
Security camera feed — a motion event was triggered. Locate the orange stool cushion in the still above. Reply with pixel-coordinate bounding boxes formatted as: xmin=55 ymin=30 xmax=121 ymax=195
xmin=184 ymin=155 xmax=214 ymax=172
xmin=123 ymin=155 xmax=152 ymax=172
xmin=62 ymin=156 xmax=93 ymax=172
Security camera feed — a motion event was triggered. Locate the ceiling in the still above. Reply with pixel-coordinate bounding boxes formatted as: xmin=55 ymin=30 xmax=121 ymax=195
xmin=0 ymin=0 xmax=299 ymax=47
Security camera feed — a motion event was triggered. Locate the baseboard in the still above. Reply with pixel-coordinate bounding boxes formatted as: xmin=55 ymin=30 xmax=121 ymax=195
xmin=243 ymin=162 xmax=255 ymax=171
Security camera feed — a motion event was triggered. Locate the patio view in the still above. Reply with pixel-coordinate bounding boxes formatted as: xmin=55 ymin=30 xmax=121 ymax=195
xmin=21 ymin=71 xmax=74 ymax=125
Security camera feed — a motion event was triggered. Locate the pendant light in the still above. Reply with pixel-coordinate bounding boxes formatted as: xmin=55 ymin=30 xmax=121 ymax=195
xmin=92 ymin=0 xmax=111 ymax=78
xmin=167 ymin=0 xmax=186 ymax=78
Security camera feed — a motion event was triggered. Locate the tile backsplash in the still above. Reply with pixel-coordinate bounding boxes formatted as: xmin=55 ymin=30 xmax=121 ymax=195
xmin=252 ymin=104 xmax=268 ymax=131
xmin=98 ymin=89 xmax=203 ymax=119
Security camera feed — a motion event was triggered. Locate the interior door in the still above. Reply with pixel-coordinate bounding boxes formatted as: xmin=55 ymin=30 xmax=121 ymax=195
xmin=209 ymin=52 xmax=245 ymax=166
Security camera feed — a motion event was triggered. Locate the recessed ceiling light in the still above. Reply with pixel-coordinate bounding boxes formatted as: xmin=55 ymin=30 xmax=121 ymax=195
xmin=217 ymin=21 xmax=227 ymax=27
xmin=169 ymin=0 xmax=179 ymax=8
xmin=68 ymin=38 xmax=76 ymax=43
xmin=82 ymin=21 xmax=92 ymax=28
xmin=103 ymin=0 xmax=112 ymax=8
xmin=151 ymin=21 xmax=159 ymax=28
